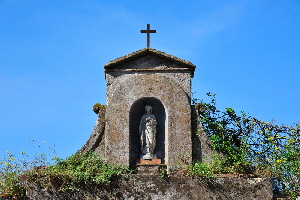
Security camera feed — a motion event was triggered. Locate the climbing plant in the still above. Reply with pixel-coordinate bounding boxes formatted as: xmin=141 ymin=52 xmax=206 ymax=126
xmin=197 ymin=93 xmax=300 ymax=198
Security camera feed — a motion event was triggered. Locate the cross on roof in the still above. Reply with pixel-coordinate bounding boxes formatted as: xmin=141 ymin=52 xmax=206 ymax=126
xmin=140 ymin=24 xmax=156 ymax=48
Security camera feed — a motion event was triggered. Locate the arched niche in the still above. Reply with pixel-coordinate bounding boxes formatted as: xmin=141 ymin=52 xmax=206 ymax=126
xmin=129 ymin=97 xmax=166 ymax=168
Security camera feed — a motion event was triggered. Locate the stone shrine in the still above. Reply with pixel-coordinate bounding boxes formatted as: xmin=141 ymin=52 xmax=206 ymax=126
xmin=16 ymin=25 xmax=274 ymax=199
xmin=80 ymin=47 xmax=214 ymax=173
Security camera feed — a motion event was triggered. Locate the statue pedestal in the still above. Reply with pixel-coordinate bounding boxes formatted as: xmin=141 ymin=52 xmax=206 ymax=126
xmin=137 ymin=159 xmax=161 ymax=164
xmin=136 ymin=159 xmax=166 ymax=175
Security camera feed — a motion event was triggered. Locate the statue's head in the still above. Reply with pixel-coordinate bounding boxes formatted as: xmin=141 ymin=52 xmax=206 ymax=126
xmin=145 ymin=105 xmax=152 ymax=113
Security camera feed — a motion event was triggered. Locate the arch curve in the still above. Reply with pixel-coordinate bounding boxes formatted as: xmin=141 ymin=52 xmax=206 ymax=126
xmin=104 ymin=73 xmax=192 ymax=170
xmin=129 ymin=97 xmax=166 ymax=167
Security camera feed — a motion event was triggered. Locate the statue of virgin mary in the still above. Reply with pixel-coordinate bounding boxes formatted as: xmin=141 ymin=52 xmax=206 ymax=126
xmin=139 ymin=105 xmax=157 ymax=159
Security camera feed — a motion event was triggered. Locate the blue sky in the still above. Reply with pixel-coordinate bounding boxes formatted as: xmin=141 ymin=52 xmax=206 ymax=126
xmin=1 ymin=0 xmax=300 ymax=160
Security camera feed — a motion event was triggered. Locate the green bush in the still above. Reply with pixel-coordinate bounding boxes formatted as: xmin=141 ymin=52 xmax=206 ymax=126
xmin=195 ymin=93 xmax=300 ymax=198
xmin=188 ymin=162 xmax=213 ymax=177
xmin=0 ymin=150 xmax=131 ymax=198
xmin=46 ymin=152 xmax=130 ymax=186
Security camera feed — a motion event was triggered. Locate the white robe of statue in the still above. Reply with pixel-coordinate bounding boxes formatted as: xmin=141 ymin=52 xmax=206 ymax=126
xmin=139 ymin=105 xmax=157 ymax=159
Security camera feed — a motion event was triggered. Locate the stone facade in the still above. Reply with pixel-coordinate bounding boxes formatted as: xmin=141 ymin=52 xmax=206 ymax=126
xmin=80 ymin=48 xmax=215 ymax=172
xmin=104 ymin=48 xmax=195 ymax=172
xmin=79 ymin=106 xmax=106 ymax=158
xmin=25 ymin=176 xmax=274 ymax=200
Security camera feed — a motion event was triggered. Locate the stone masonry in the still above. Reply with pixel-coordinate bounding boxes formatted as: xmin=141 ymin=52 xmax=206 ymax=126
xmin=25 ymin=176 xmax=274 ymax=200
xmin=80 ymin=48 xmax=214 ymax=173
xmin=75 ymin=48 xmax=275 ymax=199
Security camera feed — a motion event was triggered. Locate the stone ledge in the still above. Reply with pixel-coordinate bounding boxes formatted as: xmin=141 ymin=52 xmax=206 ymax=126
xmin=25 ymin=175 xmax=274 ymax=200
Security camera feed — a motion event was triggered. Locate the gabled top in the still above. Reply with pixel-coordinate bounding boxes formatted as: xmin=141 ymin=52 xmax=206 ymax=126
xmin=104 ymin=48 xmax=196 ymax=70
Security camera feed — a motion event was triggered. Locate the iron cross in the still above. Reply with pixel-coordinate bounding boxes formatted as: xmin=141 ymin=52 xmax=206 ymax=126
xmin=140 ymin=24 xmax=156 ymax=48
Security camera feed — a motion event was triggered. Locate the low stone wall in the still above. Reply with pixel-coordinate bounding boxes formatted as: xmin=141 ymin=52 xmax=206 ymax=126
xmin=25 ymin=175 xmax=274 ymax=200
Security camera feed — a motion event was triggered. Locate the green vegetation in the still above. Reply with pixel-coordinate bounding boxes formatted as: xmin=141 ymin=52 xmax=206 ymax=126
xmin=0 ymin=151 xmax=27 ymax=198
xmin=0 ymin=150 xmax=130 ymax=199
xmin=188 ymin=93 xmax=300 ymax=198
xmin=1 ymin=93 xmax=299 ymax=198
xmin=0 ymin=139 xmax=55 ymax=198
xmin=93 ymin=103 xmax=105 ymax=114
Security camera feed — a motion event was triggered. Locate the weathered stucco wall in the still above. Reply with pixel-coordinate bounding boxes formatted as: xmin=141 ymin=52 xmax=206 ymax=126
xmin=191 ymin=104 xmax=216 ymax=163
xmin=105 ymin=73 xmax=192 ymax=172
xmin=105 ymin=54 xmax=192 ymax=101
xmin=78 ymin=106 xmax=106 ymax=158
xmin=102 ymin=49 xmax=196 ymax=172
xmin=25 ymin=175 xmax=274 ymax=200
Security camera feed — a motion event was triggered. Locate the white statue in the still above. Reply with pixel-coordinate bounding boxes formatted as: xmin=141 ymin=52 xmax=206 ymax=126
xmin=139 ymin=105 xmax=157 ymax=159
